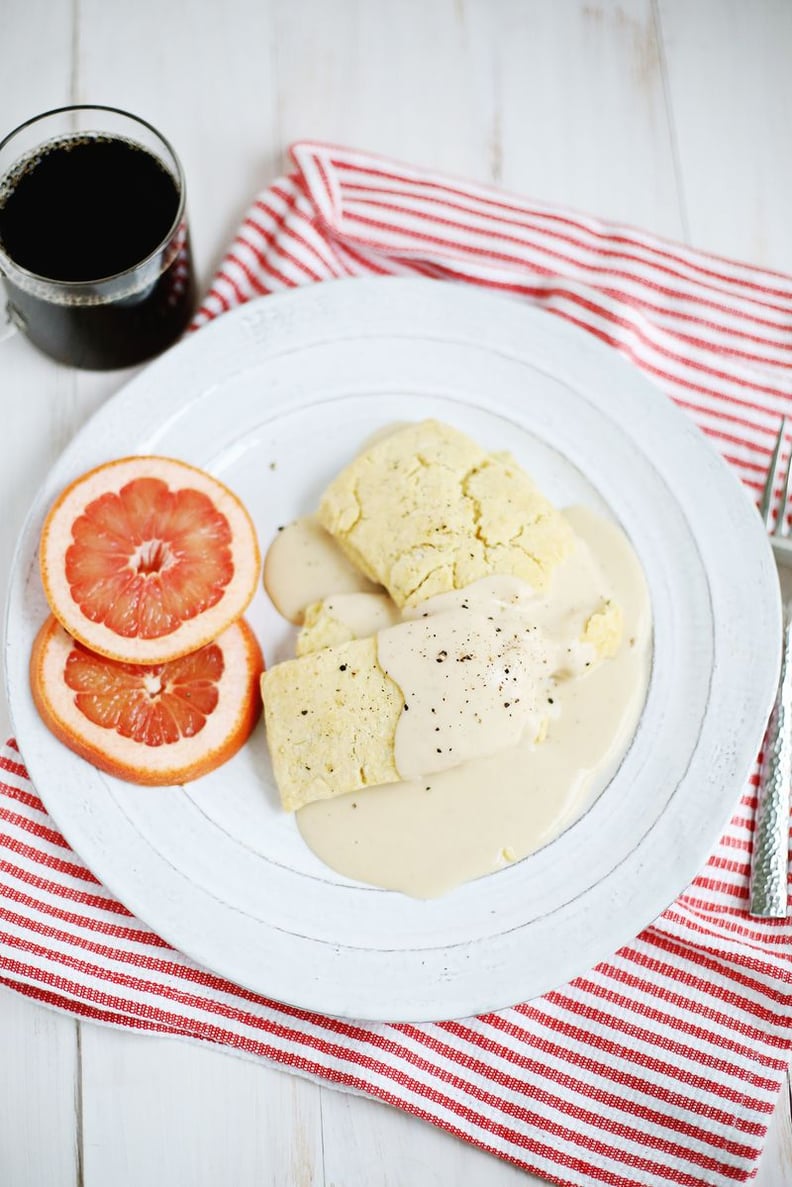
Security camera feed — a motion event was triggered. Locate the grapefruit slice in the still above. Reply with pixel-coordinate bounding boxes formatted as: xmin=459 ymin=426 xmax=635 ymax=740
xmin=30 ymin=615 xmax=264 ymax=785
xmin=39 ymin=456 xmax=261 ymax=664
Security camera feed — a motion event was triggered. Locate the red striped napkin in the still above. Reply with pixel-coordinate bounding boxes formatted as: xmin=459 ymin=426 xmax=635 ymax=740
xmin=3 ymin=142 xmax=792 ymax=1187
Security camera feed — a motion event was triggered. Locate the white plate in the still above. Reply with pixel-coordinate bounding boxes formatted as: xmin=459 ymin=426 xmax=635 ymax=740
xmin=4 ymin=278 xmax=780 ymax=1022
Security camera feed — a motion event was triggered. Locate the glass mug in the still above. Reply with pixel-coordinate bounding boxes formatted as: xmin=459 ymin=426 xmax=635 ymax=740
xmin=0 ymin=105 xmax=196 ymax=370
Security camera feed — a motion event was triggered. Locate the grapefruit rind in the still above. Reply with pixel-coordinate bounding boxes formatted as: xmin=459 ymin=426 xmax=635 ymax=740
xmin=30 ymin=615 xmax=264 ymax=786
xmin=39 ymin=456 xmax=261 ymax=665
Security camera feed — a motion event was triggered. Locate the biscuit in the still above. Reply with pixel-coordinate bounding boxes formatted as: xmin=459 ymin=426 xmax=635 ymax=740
xmin=318 ymin=420 xmax=575 ymax=608
xmin=260 ymin=637 xmax=402 ymax=811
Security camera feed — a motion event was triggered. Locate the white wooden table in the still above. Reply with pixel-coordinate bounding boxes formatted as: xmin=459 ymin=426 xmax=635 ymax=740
xmin=2 ymin=2 xmax=791 ymax=1184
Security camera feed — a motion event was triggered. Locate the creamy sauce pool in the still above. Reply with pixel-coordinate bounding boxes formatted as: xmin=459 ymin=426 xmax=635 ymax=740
xmin=264 ymin=515 xmax=379 ymax=623
xmin=265 ymin=507 xmax=652 ymax=899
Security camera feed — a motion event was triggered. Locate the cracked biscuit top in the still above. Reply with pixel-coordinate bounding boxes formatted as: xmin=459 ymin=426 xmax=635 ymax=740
xmin=318 ymin=419 xmax=576 ymax=608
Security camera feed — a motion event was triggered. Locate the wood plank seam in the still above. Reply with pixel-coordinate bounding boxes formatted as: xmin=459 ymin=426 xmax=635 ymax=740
xmin=71 ymin=6 xmax=84 ymax=1182
xmin=69 ymin=0 xmax=80 ymax=107
xmin=651 ymin=0 xmax=691 ymax=242
xmin=318 ymin=1085 xmax=328 ymax=1187
xmin=75 ymin=1023 xmax=84 ymax=1187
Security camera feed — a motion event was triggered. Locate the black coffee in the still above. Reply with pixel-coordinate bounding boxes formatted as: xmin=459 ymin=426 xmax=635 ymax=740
xmin=0 ymin=134 xmax=195 ymax=369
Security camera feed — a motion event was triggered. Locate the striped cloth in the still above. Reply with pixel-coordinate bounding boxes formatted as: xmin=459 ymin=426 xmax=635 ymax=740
xmin=3 ymin=142 xmax=792 ymax=1187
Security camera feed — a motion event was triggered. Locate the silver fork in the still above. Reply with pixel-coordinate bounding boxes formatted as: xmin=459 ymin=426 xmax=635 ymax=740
xmin=749 ymin=418 xmax=792 ymax=917
xmin=760 ymin=417 xmax=792 ymax=560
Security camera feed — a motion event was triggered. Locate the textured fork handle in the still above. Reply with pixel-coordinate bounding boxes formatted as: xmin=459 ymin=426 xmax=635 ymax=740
xmin=749 ymin=603 xmax=792 ymax=918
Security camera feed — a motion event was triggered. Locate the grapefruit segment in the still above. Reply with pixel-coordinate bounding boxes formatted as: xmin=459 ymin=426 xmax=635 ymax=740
xmin=64 ymin=642 xmax=222 ymax=742
xmin=30 ymin=615 xmax=264 ymax=785
xmin=40 ymin=456 xmax=260 ymax=664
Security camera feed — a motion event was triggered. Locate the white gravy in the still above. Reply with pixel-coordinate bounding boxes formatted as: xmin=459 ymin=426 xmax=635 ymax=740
xmin=263 ymin=514 xmax=379 ymax=624
xmin=291 ymin=506 xmax=651 ymax=898
xmin=379 ymin=594 xmax=556 ymax=779
xmin=313 ymin=591 xmax=400 ymax=637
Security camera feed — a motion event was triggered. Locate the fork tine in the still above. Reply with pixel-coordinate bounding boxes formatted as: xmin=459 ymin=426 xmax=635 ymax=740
xmin=761 ymin=417 xmax=789 ymax=530
xmin=780 ymin=423 xmax=792 ymax=538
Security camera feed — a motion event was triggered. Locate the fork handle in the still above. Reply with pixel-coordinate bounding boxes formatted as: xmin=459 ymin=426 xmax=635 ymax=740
xmin=749 ymin=602 xmax=792 ymax=918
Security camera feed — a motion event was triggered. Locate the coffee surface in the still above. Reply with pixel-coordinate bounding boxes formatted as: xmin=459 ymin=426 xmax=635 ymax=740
xmin=0 ymin=134 xmax=180 ymax=282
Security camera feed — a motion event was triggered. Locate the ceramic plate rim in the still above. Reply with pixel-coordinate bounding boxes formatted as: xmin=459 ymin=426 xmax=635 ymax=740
xmin=3 ymin=278 xmax=781 ymax=1021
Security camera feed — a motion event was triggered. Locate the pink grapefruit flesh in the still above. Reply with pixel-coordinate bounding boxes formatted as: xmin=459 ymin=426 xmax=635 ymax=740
xmin=30 ymin=615 xmax=264 ymax=786
xmin=39 ymin=456 xmax=261 ymax=664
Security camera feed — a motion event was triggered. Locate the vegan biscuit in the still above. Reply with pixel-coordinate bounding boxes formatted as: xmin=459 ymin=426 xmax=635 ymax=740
xmin=260 ymin=637 xmax=402 ymax=811
xmin=318 ymin=420 xmax=575 ymax=608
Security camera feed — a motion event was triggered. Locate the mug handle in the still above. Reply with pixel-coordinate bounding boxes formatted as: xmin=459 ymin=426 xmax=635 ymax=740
xmin=0 ymin=301 xmax=23 ymax=343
